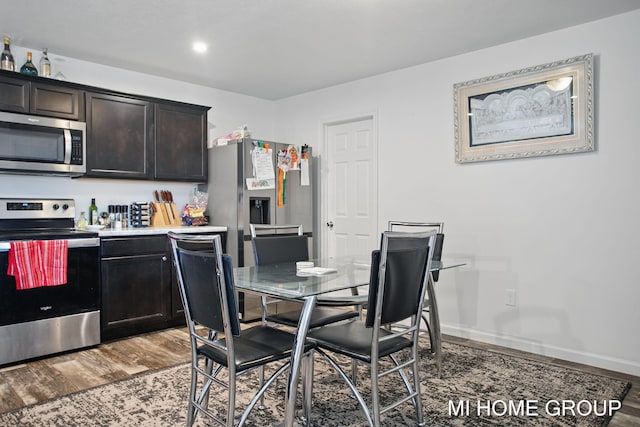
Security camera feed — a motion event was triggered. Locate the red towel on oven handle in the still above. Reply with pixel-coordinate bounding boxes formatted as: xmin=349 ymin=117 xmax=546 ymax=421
xmin=7 ymin=240 xmax=68 ymax=290
xmin=40 ymin=239 xmax=69 ymax=287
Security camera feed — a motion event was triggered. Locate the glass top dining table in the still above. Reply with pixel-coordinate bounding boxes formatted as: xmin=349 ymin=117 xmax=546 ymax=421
xmin=233 ymin=255 xmax=465 ymax=427
xmin=234 ymin=254 xmax=461 ymax=300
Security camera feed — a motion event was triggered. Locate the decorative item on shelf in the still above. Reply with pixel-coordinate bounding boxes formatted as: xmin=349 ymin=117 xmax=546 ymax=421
xmin=1 ymin=36 xmax=15 ymax=71
xmin=20 ymin=51 xmax=38 ymax=76
xmin=39 ymin=48 xmax=51 ymax=77
xmin=211 ymin=124 xmax=251 ymax=147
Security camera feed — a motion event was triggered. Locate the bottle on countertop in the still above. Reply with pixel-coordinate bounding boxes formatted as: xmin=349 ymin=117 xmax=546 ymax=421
xmin=20 ymin=51 xmax=38 ymax=76
xmin=122 ymin=205 xmax=128 ymax=229
xmin=1 ymin=36 xmax=15 ymax=71
xmin=114 ymin=205 xmax=122 ymax=230
xmin=89 ymin=198 xmax=99 ymax=225
xmin=77 ymin=212 xmax=88 ymax=230
xmin=108 ymin=205 xmax=116 ymax=230
xmin=39 ymin=48 xmax=51 ymax=77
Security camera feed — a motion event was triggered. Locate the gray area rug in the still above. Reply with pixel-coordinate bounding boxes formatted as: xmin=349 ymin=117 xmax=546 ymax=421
xmin=0 ymin=340 xmax=630 ymax=426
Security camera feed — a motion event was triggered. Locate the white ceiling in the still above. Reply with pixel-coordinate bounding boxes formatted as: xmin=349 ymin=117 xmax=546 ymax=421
xmin=3 ymin=0 xmax=639 ymax=100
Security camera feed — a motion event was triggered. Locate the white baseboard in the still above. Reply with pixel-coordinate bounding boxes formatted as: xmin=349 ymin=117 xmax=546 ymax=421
xmin=441 ymin=324 xmax=640 ymax=377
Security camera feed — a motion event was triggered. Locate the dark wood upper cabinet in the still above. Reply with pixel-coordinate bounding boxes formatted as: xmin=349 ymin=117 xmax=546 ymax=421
xmin=0 ymin=70 xmax=210 ymax=182
xmin=31 ymin=82 xmax=84 ymax=120
xmin=85 ymin=92 xmax=153 ymax=179
xmin=0 ymin=73 xmax=84 ymax=120
xmin=0 ymin=74 xmax=29 ymax=113
xmin=154 ymin=102 xmax=208 ymax=182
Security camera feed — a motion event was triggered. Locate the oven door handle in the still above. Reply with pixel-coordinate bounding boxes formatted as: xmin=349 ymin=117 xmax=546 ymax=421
xmin=0 ymin=237 xmax=100 ymax=252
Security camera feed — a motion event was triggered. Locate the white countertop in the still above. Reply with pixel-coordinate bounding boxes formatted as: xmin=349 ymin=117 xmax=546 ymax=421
xmin=97 ymin=225 xmax=227 ymax=237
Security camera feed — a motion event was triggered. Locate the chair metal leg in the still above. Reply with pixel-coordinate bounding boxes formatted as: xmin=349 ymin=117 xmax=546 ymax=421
xmin=351 ymin=359 xmax=358 ymax=386
xmin=301 ymin=350 xmax=314 ymax=426
xmin=371 ymin=357 xmax=381 ymax=427
xmin=202 ymin=357 xmax=214 ymax=410
xmin=426 ymin=273 xmax=442 ymax=378
xmin=410 ymin=344 xmax=425 ymax=426
xmin=387 ymin=351 xmax=424 ymax=426
xmin=258 ymin=365 xmax=266 ymax=410
xmin=187 ymin=365 xmax=198 ymax=426
xmin=228 ymin=371 xmax=237 ymax=427
xmin=420 ymin=311 xmax=434 ymax=354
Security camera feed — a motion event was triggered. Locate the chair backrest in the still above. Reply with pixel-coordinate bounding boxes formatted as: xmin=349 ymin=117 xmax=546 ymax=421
xmin=365 ymin=230 xmax=436 ymax=328
xmin=388 ymin=221 xmax=445 ymax=281
xmin=251 ymin=224 xmax=309 ymax=265
xmin=250 ymin=223 xmax=304 ymax=238
xmin=168 ymin=232 xmax=240 ymax=337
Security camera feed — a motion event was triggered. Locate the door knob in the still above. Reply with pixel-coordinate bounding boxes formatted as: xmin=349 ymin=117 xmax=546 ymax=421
xmin=326 ymin=221 xmax=334 ymax=229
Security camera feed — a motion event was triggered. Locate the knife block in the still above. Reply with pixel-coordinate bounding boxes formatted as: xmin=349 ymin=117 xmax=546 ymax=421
xmin=151 ymin=202 xmax=181 ymax=227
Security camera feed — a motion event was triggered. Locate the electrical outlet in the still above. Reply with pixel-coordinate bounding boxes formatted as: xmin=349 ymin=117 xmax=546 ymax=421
xmin=505 ymin=289 xmax=517 ymax=307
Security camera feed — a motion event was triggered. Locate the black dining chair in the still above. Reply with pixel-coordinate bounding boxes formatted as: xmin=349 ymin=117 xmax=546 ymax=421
xmin=307 ymin=230 xmax=437 ymax=427
xmin=250 ymin=224 xmax=361 ymax=328
xmin=168 ymin=232 xmax=316 ymax=427
xmin=387 ymin=221 xmax=445 ymax=375
xmin=387 ymin=221 xmax=444 ymax=353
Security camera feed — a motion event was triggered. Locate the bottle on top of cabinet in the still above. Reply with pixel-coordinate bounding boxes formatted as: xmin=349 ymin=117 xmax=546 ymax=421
xmin=39 ymin=48 xmax=51 ymax=77
xmin=89 ymin=198 xmax=99 ymax=225
xmin=1 ymin=36 xmax=15 ymax=71
xmin=20 ymin=51 xmax=38 ymax=76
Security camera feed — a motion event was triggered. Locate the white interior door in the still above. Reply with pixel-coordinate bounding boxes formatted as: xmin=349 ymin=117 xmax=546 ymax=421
xmin=324 ymin=116 xmax=378 ymax=258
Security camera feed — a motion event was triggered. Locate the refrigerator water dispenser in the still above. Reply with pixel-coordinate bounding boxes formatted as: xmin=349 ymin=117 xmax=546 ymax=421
xmin=250 ymin=197 xmax=270 ymax=224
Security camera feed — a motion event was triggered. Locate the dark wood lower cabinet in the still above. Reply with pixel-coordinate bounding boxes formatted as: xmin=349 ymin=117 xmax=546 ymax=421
xmin=101 ymin=235 xmax=173 ymax=341
xmin=100 ymin=232 xmax=225 ymax=341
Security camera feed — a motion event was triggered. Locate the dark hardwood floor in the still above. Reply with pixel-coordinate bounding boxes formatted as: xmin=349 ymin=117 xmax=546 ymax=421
xmin=0 ymin=327 xmax=637 ymax=426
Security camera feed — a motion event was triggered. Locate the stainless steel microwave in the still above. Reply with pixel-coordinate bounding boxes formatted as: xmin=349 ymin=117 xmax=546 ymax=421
xmin=0 ymin=111 xmax=86 ymax=176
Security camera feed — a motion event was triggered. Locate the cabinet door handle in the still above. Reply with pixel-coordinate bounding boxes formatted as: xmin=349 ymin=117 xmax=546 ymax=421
xmin=162 ymin=256 xmax=167 ymax=261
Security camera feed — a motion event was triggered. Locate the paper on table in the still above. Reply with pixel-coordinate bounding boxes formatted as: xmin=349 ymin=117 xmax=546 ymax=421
xmin=297 ymin=267 xmax=337 ymax=276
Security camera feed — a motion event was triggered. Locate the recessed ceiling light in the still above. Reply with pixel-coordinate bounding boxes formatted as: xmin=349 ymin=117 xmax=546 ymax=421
xmin=192 ymin=41 xmax=208 ymax=53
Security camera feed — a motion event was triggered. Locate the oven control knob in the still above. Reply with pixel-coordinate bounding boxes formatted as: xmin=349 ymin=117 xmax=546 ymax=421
xmin=62 ymin=203 xmax=69 ymax=210
xmin=52 ymin=204 xmax=60 ymax=210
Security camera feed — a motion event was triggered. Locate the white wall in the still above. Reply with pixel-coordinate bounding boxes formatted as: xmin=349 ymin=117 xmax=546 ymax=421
xmin=4 ymin=10 xmax=638 ymax=375
xmin=273 ymin=10 xmax=640 ymax=375
xmin=1 ymin=46 xmax=277 ymax=217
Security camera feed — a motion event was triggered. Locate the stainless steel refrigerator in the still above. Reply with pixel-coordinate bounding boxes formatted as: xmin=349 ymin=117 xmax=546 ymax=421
xmin=207 ymin=138 xmax=317 ymax=321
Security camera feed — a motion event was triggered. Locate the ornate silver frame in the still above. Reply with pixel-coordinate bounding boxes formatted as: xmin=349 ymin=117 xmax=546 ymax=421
xmin=454 ymin=54 xmax=594 ymax=163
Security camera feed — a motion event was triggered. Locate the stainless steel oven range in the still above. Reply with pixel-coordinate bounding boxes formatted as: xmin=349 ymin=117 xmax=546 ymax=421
xmin=0 ymin=198 xmax=100 ymax=366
